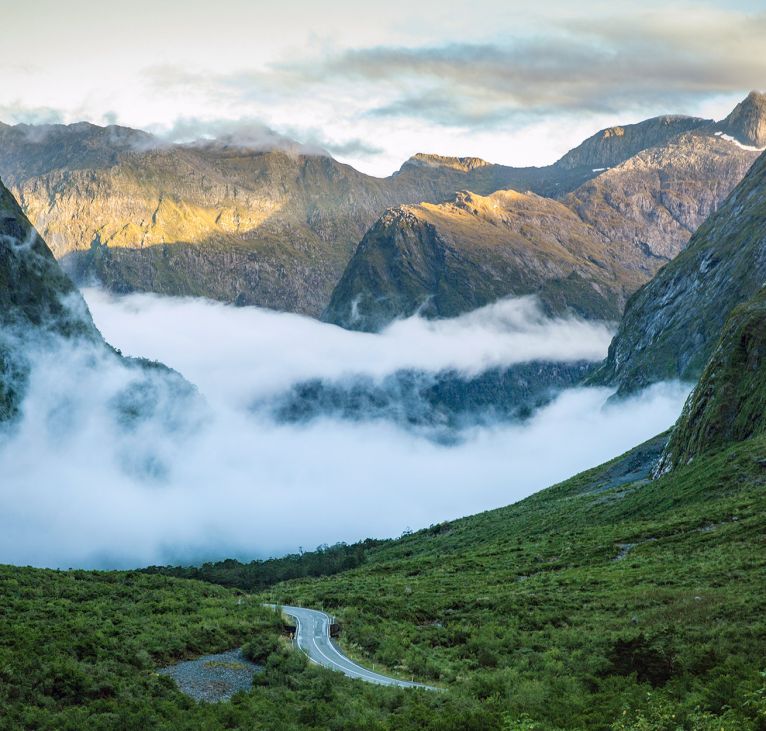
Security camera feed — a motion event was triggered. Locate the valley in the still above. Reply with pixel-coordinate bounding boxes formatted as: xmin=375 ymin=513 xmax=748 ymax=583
xmin=1 ymin=8 xmax=766 ymax=727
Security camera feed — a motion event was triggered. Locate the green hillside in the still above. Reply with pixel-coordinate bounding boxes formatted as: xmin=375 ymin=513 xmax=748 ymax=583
xmin=265 ymin=430 xmax=766 ymax=729
xmin=4 ymin=419 xmax=764 ymax=729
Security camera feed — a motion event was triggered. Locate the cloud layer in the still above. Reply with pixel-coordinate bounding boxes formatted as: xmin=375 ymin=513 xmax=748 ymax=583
xmin=1 ymin=2 xmax=762 ymax=174
xmin=0 ymin=291 xmax=689 ymax=569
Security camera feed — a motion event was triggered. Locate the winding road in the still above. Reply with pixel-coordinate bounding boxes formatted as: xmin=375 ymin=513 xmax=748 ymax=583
xmin=279 ymin=605 xmax=435 ymax=690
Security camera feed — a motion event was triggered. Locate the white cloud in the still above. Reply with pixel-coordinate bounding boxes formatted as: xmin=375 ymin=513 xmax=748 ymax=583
xmin=84 ymin=290 xmax=615 ymax=401
xmin=0 ymin=291 xmax=689 ymax=569
xmin=0 ymin=2 xmax=761 ymax=174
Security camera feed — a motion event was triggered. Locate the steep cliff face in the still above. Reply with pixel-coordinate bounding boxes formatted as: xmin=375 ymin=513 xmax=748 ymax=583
xmin=659 ymin=288 xmax=766 ymax=470
xmin=591 ymin=148 xmax=766 ymax=394
xmin=566 ymin=130 xmax=759 ymax=266
xmin=325 ymin=98 xmax=762 ymax=331
xmin=716 ymin=91 xmax=766 ymax=148
xmin=0 ymin=178 xmax=102 ymax=421
xmin=0 ymin=181 xmax=97 ymax=339
xmin=322 ymin=189 xmax=636 ymax=331
xmin=0 ymin=177 xmax=194 ymax=424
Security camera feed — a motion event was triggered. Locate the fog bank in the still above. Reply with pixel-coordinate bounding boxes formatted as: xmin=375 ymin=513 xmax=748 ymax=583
xmin=0 ymin=292 xmax=689 ymax=568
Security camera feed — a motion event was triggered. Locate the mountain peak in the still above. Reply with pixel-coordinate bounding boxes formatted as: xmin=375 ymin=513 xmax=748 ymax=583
xmin=717 ymin=91 xmax=766 ymax=148
xmin=555 ymin=114 xmax=709 ymax=170
xmin=401 ymin=153 xmax=492 ymax=173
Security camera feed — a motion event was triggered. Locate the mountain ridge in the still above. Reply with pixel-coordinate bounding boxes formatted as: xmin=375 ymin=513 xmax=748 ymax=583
xmin=5 ymin=95 xmax=761 ymax=317
xmin=324 ymin=97 xmax=763 ymax=331
xmin=590 ymin=147 xmax=766 ymax=394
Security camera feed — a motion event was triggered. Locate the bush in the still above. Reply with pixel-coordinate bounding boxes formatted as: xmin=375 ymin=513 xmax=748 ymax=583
xmin=242 ymin=634 xmax=281 ymax=664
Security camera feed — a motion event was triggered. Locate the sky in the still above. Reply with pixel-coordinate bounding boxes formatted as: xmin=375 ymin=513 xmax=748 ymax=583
xmin=1 ymin=0 xmax=764 ymax=174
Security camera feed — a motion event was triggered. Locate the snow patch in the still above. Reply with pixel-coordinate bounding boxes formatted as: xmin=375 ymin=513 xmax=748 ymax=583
xmin=716 ymin=131 xmax=765 ymax=152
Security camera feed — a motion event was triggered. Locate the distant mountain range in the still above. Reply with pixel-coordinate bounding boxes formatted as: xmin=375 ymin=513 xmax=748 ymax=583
xmin=325 ymin=94 xmax=765 ymax=330
xmin=1 ymin=92 xmax=763 ymax=323
xmin=0 ymin=126 xmax=592 ymax=317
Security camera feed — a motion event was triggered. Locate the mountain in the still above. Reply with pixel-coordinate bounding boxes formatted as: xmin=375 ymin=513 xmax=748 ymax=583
xmin=0 ymin=126 xmax=602 ymax=317
xmin=1 ymin=101 xmax=755 ymax=319
xmin=322 ymin=95 xmax=758 ymax=330
xmin=565 ymin=129 xmax=758 ymax=264
xmin=0 ymin=178 xmax=102 ymax=420
xmin=659 ymin=286 xmax=766 ymax=470
xmin=0 ymin=176 xmax=193 ymax=424
xmin=554 ymin=114 xmax=710 ymax=170
xmin=591 ymin=146 xmax=766 ymax=394
xmin=325 ymin=97 xmax=762 ymax=330
xmin=262 ymin=360 xmax=596 ymax=437
xmin=716 ymin=90 xmax=766 ymax=148
xmin=323 ymin=189 xmax=641 ymax=330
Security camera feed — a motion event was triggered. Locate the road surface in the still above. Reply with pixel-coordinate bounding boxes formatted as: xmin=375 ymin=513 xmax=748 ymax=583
xmin=279 ymin=605 xmax=435 ymax=690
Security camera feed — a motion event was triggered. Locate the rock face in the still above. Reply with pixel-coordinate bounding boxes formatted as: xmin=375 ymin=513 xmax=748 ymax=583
xmin=716 ymin=91 xmax=766 ymax=148
xmin=566 ymin=131 xmax=758 ymax=265
xmin=554 ymin=115 xmax=710 ymax=170
xmin=325 ymin=97 xmax=762 ymax=331
xmin=323 ymin=189 xmax=640 ymax=330
xmin=0 ymin=180 xmax=97 ymax=339
xmin=660 ymin=287 xmax=766 ymax=470
xmin=0 ymin=127 xmax=596 ymax=317
xmin=2 ymin=94 xmax=762 ymax=322
xmin=591 ymin=148 xmax=766 ymax=395
xmin=0 ymin=179 xmax=102 ymax=420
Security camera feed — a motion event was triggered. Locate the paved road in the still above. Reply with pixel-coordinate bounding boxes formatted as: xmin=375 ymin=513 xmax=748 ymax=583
xmin=279 ymin=605 xmax=435 ymax=690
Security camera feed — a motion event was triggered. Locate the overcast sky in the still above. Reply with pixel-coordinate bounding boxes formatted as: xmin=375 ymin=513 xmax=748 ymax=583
xmin=1 ymin=0 xmax=764 ymax=175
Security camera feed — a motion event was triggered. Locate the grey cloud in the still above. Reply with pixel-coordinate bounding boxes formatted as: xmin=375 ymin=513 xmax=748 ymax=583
xmin=147 ymin=8 xmax=766 ymax=129
xmin=0 ymin=102 xmax=65 ymax=126
xmin=147 ymin=115 xmax=383 ymax=160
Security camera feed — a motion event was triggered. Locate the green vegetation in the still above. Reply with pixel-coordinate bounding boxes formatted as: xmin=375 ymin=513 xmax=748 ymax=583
xmin=0 ymin=566 xmax=506 ymax=729
xmin=664 ymin=287 xmax=766 ymax=467
xmin=142 ymin=540 xmax=382 ymax=592
xmin=4 ymin=423 xmax=762 ymax=729
xmin=268 ymin=432 xmax=766 ymax=729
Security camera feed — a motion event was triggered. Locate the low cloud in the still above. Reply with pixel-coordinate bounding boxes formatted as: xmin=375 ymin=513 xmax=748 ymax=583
xmin=0 ymin=291 xmax=689 ymax=569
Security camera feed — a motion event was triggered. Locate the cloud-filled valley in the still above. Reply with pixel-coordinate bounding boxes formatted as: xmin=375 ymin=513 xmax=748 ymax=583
xmin=0 ymin=291 xmax=690 ymax=569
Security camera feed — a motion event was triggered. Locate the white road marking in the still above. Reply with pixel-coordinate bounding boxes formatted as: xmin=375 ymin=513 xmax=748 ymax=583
xmin=280 ymin=605 xmax=434 ymax=689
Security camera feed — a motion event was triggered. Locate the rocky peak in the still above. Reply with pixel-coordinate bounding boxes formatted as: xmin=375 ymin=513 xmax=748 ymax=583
xmin=555 ymin=115 xmax=710 ymax=170
xmin=400 ymin=153 xmax=492 ymax=173
xmin=717 ymin=91 xmax=766 ymax=148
